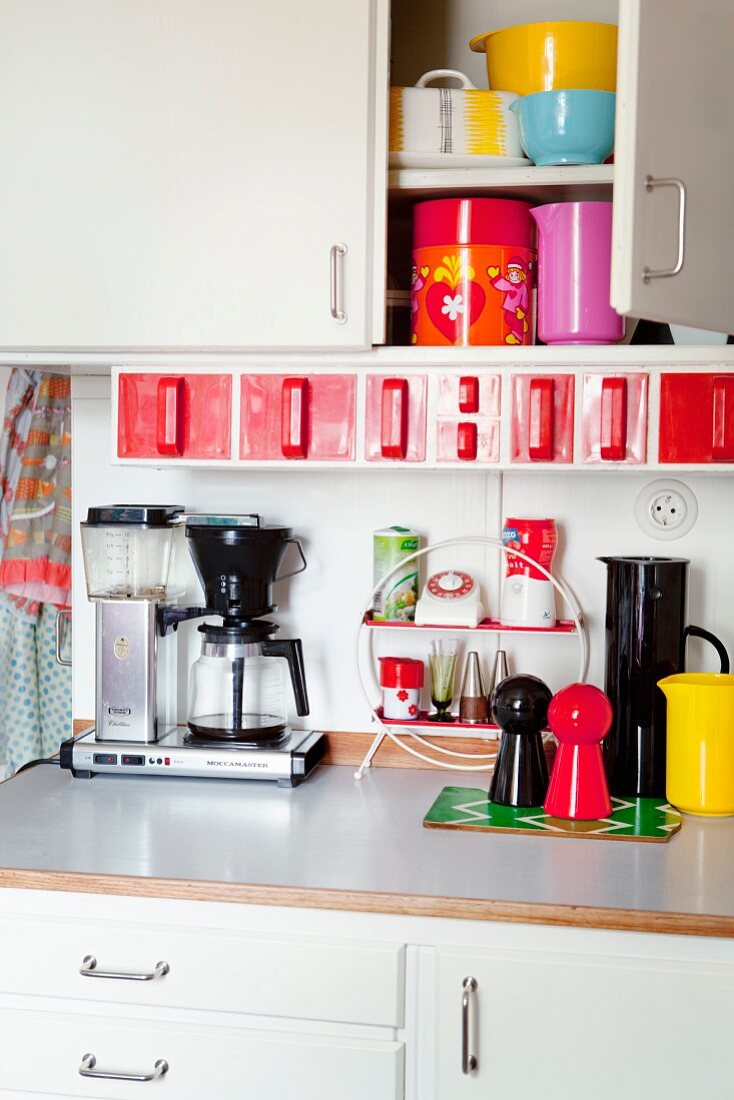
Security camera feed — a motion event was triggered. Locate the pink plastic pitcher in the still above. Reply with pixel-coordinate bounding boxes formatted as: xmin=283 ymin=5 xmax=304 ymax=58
xmin=530 ymin=201 xmax=624 ymax=345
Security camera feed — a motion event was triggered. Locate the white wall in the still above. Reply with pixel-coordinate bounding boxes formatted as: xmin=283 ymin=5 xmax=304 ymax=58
xmin=72 ymin=379 xmax=734 ymax=733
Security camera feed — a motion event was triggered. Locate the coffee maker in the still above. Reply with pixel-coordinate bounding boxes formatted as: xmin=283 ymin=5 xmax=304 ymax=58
xmin=61 ymin=508 xmax=325 ymax=785
xmin=184 ymin=516 xmax=309 ymax=742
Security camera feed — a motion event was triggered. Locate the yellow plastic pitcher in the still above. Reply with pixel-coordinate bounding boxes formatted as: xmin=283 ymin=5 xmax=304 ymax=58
xmin=659 ymin=673 xmax=734 ymax=816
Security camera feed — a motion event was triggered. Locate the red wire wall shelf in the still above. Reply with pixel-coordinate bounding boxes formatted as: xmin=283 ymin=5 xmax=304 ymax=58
xmin=374 ymin=706 xmax=501 ymax=735
xmin=362 ymin=612 xmax=577 ymax=635
xmin=355 ymin=535 xmax=588 ymax=779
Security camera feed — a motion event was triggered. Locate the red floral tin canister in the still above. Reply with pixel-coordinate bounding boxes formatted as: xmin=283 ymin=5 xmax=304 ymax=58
xmin=379 ymin=657 xmax=424 ymax=721
xmin=412 ymin=198 xmax=536 ymax=346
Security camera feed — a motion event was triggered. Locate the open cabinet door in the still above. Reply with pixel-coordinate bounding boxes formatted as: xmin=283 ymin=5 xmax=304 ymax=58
xmin=611 ymin=0 xmax=734 ymax=332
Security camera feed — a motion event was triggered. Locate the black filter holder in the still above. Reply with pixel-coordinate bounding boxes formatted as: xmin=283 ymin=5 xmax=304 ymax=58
xmin=599 ymin=556 xmax=729 ymax=798
xmin=185 ymin=518 xmax=306 ymax=620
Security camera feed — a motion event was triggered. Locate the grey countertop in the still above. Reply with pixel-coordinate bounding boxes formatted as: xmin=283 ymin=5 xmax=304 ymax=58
xmin=1 ymin=762 xmax=733 ymax=933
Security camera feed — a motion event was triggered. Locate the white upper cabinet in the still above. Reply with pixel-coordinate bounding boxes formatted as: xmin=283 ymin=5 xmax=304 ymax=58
xmin=0 ymin=0 xmax=387 ymax=351
xmin=611 ymin=0 xmax=734 ymax=332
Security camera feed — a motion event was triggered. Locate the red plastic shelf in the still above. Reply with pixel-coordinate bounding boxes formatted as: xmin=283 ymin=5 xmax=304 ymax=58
xmin=363 ymin=613 xmax=577 ymax=635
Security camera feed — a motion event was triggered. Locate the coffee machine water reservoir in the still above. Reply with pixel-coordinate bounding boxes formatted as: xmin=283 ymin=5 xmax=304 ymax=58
xmin=80 ymin=505 xmax=184 ymax=743
xmin=80 ymin=505 xmax=183 ymax=600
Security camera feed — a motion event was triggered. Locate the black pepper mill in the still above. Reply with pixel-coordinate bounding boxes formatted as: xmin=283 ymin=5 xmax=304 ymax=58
xmin=488 ymin=675 xmax=552 ymax=806
xmin=599 ymin=556 xmax=729 ymax=798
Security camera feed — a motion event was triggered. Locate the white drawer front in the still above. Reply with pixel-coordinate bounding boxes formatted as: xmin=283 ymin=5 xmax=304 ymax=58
xmin=0 ymin=1006 xmax=404 ymax=1099
xmin=0 ymin=916 xmax=404 ymax=1026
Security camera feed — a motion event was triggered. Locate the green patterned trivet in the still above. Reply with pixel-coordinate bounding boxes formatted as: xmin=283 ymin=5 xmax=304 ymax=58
xmin=424 ymin=787 xmax=682 ymax=842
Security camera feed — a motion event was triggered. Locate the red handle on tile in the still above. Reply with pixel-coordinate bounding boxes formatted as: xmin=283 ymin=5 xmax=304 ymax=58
xmin=381 ymin=378 xmax=409 ymax=459
xmin=712 ymin=376 xmax=734 ymax=460
xmin=600 ymin=377 xmax=628 ymax=461
xmin=156 ymin=377 xmax=185 ymax=456
xmin=528 ymin=378 xmax=554 ymax=461
xmin=281 ymin=377 xmax=310 ymax=459
xmin=458 ymin=376 xmax=479 ymax=414
xmin=457 ymin=421 xmax=478 ymax=461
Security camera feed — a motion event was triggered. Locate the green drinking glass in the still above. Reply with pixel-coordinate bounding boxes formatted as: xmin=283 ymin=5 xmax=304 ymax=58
xmin=428 ymin=638 xmax=459 ymax=722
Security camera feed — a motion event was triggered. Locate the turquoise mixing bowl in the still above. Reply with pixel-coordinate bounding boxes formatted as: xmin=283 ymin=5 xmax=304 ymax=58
xmin=510 ymin=89 xmax=616 ymax=166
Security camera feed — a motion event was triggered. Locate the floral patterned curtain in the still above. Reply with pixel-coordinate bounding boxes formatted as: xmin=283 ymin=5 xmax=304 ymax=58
xmin=0 ymin=371 xmax=72 ymax=775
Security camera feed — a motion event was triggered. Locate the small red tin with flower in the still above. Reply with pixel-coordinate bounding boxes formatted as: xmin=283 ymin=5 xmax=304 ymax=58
xmin=379 ymin=657 xmax=424 ymax=721
xmin=411 ymin=197 xmax=536 ymax=346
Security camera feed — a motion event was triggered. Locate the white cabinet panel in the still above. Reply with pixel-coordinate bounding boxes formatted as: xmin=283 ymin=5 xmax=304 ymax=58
xmin=612 ymin=0 xmax=734 ymax=332
xmin=0 ymin=0 xmax=382 ymax=350
xmin=435 ymin=945 xmax=734 ymax=1098
xmin=0 ymin=1007 xmax=404 ymax=1099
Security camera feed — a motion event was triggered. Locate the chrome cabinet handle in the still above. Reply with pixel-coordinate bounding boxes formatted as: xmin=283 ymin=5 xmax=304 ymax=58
xmin=330 ymin=242 xmax=347 ymax=324
xmin=642 ymin=175 xmax=687 ymax=282
xmin=462 ymin=976 xmax=478 ymax=1074
xmin=80 ymin=955 xmax=169 ymax=982
xmin=55 ymin=609 xmax=72 ymax=667
xmin=79 ymin=1053 xmax=168 ymax=1082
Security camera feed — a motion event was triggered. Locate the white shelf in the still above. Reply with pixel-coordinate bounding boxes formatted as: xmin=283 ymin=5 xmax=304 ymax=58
xmin=388 ymin=164 xmax=614 ymax=203
xmin=348 ymin=345 xmax=734 ymax=367
xmin=32 ymin=343 xmax=734 ymax=375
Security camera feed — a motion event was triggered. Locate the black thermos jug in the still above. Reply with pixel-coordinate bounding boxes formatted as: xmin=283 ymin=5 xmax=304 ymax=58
xmin=599 ymin=556 xmax=729 ymax=798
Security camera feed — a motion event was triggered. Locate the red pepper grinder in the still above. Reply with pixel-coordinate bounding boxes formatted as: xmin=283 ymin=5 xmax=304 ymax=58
xmin=544 ymin=683 xmax=613 ymax=820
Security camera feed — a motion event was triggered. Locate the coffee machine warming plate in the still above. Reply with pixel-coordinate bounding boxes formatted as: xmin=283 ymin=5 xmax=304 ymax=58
xmin=61 ymin=728 xmax=326 ymax=787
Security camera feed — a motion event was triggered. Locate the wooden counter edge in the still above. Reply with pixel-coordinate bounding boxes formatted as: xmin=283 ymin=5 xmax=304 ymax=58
xmin=0 ymin=867 xmax=731 ymax=939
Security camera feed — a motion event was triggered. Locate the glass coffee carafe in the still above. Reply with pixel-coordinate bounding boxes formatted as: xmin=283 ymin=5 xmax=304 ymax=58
xmin=188 ymin=625 xmax=309 ymax=742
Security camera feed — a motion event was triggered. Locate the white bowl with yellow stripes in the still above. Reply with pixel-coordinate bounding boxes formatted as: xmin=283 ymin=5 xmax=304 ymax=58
xmin=389 ymin=70 xmax=523 ymax=159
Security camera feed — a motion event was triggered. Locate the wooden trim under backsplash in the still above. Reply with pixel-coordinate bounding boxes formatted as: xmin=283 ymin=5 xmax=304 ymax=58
xmin=72 ymin=720 xmax=556 ymax=772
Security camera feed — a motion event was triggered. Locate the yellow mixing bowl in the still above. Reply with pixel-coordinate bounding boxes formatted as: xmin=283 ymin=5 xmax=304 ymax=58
xmin=470 ymin=21 xmax=618 ymax=97
xmin=659 ymin=673 xmax=734 ymax=816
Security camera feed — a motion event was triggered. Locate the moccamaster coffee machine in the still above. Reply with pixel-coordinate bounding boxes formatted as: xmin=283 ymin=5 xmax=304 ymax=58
xmin=62 ymin=507 xmax=325 ymax=786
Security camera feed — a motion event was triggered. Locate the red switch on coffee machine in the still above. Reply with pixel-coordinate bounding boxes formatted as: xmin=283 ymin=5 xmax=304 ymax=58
xmin=544 ymin=683 xmax=613 ymax=820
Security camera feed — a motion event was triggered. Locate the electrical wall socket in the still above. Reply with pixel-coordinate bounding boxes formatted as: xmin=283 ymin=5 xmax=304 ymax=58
xmin=635 ymin=479 xmax=698 ymax=540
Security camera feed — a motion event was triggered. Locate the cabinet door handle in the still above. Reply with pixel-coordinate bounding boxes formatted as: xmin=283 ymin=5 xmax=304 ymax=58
xmin=79 ymin=1053 xmax=168 ymax=1082
xmin=457 ymin=421 xmax=478 ymax=461
xmin=642 ymin=176 xmax=687 ymax=282
xmin=381 ymin=378 xmax=409 ymax=459
xmin=54 ymin=608 xmax=72 ymax=667
xmin=156 ymin=376 xmax=185 ymax=456
xmin=80 ymin=955 xmax=169 ymax=982
xmin=712 ymin=376 xmax=734 ymax=460
xmin=600 ymin=377 xmax=628 ymax=461
xmin=281 ymin=377 xmax=310 ymax=458
xmin=330 ymin=243 xmax=348 ymax=324
xmin=462 ymin=976 xmax=478 ymax=1074
xmin=528 ymin=377 xmax=554 ymax=460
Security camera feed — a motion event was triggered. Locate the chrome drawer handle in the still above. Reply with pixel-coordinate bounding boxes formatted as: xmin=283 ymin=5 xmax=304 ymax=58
xmin=642 ymin=175 xmax=687 ymax=282
xmin=79 ymin=1053 xmax=168 ymax=1082
xmin=80 ymin=955 xmax=169 ymax=982
xmin=330 ymin=242 xmax=348 ymax=324
xmin=462 ymin=976 xmax=478 ymax=1074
